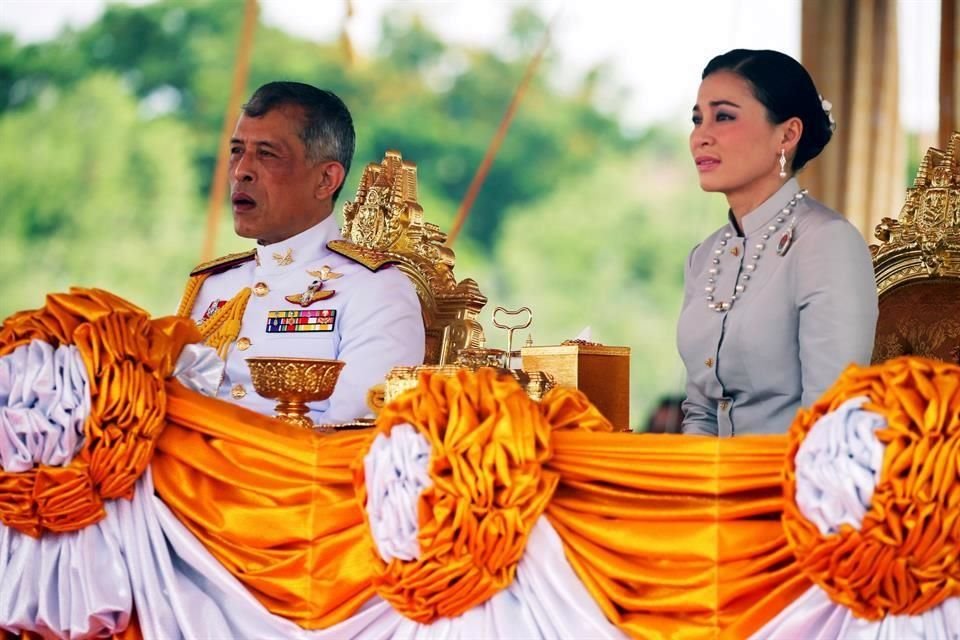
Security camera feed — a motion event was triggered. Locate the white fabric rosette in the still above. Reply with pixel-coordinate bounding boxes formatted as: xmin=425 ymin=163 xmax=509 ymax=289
xmin=0 ymin=340 xmax=90 ymax=473
xmin=1 ymin=340 xmax=624 ymax=639
xmin=357 ymin=421 xmax=626 ymax=639
xmin=752 ymin=396 xmax=960 ymax=640
xmin=363 ymin=423 xmax=433 ymax=562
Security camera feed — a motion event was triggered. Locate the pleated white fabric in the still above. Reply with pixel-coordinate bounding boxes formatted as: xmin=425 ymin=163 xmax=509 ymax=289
xmin=363 ymin=423 xmax=432 ymax=563
xmin=0 ymin=346 xmax=624 ymax=640
xmin=171 ymin=343 xmax=222 ymax=397
xmin=794 ymin=396 xmax=886 ymax=534
xmin=1 ymin=475 xmax=624 ymax=640
xmin=750 ymin=586 xmax=960 ymax=640
xmin=0 ymin=340 xmax=90 ymax=473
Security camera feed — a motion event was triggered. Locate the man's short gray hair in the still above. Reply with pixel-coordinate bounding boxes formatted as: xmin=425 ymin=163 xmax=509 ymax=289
xmin=242 ymin=81 xmax=356 ymax=202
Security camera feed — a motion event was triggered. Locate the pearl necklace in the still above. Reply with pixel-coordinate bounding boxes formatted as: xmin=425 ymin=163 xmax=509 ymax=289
xmin=705 ymin=189 xmax=807 ymax=312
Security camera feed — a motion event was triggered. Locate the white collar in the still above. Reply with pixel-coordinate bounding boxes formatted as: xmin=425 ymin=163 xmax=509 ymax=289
xmin=254 ymin=216 xmax=342 ymax=274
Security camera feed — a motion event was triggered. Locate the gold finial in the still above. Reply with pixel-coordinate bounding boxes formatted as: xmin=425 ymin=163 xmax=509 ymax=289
xmin=871 ymin=130 xmax=960 ymax=294
xmin=330 ymin=151 xmax=489 ymax=366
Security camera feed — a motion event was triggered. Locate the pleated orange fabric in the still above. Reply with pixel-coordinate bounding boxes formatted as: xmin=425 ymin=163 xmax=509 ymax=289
xmin=782 ymin=357 xmax=960 ymax=620
xmin=352 ymin=369 xmax=612 ymax=622
xmin=17 ymin=292 xmax=956 ymax=639
xmin=154 ymin=381 xmax=378 ymax=629
xmin=153 ymin=370 xmax=812 ymax=638
xmin=0 ymin=289 xmax=198 ymax=537
xmin=546 ymin=431 xmax=810 ymax=640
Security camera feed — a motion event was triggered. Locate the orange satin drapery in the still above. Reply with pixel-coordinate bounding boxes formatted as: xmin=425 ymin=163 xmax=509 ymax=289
xmin=154 ymin=382 xmax=377 ymax=629
xmin=546 ymin=432 xmax=810 ymax=640
xmin=0 ymin=289 xmax=199 ymax=537
xmin=1 ymin=289 xmax=810 ymax=638
xmin=354 ymin=370 xmax=615 ymax=623
xmin=782 ymin=357 xmax=960 ymax=620
xmin=153 ymin=384 xmax=804 ymax=638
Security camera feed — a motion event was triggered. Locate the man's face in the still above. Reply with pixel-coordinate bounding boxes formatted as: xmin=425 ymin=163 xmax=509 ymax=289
xmin=228 ymin=105 xmax=329 ymax=244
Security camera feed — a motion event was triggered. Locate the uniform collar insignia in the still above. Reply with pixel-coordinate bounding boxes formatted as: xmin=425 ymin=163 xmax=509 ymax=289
xmin=272 ymin=248 xmax=294 ymax=266
xmin=256 ymin=217 xmax=342 ymax=271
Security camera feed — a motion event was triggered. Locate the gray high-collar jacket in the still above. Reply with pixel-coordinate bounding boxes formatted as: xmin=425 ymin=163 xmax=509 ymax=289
xmin=677 ymin=178 xmax=878 ymax=436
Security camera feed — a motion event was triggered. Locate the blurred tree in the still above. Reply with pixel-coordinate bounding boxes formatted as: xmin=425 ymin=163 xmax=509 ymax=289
xmin=0 ymin=1 xmax=636 ymax=253
xmin=0 ymin=73 xmax=200 ymax=315
xmin=493 ymin=143 xmax=723 ymax=426
xmin=0 ymin=1 xmax=707 ymax=428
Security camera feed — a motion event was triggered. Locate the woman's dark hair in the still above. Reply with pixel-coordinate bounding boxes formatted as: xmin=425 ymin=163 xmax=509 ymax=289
xmin=702 ymin=49 xmax=833 ymax=172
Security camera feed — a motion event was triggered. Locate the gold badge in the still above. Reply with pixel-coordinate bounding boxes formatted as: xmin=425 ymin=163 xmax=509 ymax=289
xmin=284 ymin=279 xmax=335 ymax=307
xmin=307 ymin=265 xmax=343 ymax=282
xmin=705 ymin=357 xmax=714 ymax=368
xmin=253 ymin=282 xmax=269 ymax=297
xmin=231 ymin=384 xmax=247 ymax=399
xmin=272 ymin=248 xmax=294 ymax=266
xmin=730 ymin=247 xmax=740 ymax=257
xmin=236 ymin=337 xmax=252 ymax=351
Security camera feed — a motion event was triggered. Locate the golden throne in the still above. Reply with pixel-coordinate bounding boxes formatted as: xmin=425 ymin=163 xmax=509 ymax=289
xmin=328 ymin=150 xmax=488 ymax=366
xmin=870 ymin=131 xmax=960 ymax=365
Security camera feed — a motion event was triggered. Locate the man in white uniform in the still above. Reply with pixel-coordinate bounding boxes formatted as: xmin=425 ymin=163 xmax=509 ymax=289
xmin=178 ymin=82 xmax=424 ymax=424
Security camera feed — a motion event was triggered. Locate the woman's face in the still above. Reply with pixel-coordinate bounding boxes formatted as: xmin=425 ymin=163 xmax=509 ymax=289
xmin=690 ymin=70 xmax=785 ymax=205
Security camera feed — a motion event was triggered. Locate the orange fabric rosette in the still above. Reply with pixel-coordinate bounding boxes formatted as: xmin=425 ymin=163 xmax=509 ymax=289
xmin=352 ymin=367 xmax=612 ymax=623
xmin=782 ymin=356 xmax=960 ymax=620
xmin=0 ymin=288 xmax=199 ymax=537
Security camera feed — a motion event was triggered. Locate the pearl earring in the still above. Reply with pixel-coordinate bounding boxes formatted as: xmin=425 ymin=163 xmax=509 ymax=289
xmin=779 ymin=149 xmax=787 ymax=178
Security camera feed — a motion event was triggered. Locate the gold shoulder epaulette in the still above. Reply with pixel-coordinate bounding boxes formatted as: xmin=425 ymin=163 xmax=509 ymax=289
xmin=189 ymin=249 xmax=257 ymax=277
xmin=327 ymin=240 xmax=400 ymax=272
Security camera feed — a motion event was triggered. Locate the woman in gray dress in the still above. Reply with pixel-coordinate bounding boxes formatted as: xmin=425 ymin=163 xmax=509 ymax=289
xmin=678 ymin=49 xmax=878 ymax=436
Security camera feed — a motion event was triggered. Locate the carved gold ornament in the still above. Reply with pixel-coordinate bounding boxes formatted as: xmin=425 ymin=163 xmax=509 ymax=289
xmin=246 ymin=357 xmax=345 ymax=429
xmin=331 ymin=150 xmax=487 ymax=366
xmin=872 ymin=131 xmax=960 ymax=295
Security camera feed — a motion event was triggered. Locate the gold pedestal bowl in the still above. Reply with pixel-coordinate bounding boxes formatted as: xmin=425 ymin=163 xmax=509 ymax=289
xmin=246 ymin=357 xmax=345 ymax=429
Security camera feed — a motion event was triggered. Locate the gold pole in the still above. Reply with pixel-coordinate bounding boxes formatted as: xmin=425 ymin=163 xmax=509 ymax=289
xmin=340 ymin=0 xmax=356 ymax=67
xmin=200 ymin=0 xmax=259 ymax=262
xmin=445 ymin=16 xmax=555 ymax=247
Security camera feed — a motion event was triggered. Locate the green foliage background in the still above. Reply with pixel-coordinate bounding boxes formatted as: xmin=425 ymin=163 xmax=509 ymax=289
xmin=0 ymin=0 xmax=724 ymax=427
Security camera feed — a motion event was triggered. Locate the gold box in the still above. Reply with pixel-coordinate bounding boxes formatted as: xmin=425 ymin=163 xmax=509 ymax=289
xmin=520 ymin=343 xmax=630 ymax=430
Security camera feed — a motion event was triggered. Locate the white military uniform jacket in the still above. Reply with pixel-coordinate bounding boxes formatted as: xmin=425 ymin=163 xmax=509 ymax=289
xmin=677 ymin=178 xmax=878 ymax=436
xmin=187 ymin=215 xmax=425 ymax=423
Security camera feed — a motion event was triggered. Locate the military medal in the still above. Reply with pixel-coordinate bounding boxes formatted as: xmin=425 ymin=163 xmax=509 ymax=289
xmin=266 ymin=309 xmax=336 ymax=333
xmin=283 ymin=266 xmax=342 ymax=307
xmin=200 ymin=299 xmax=227 ymax=322
xmin=285 ymin=279 xmax=334 ymax=307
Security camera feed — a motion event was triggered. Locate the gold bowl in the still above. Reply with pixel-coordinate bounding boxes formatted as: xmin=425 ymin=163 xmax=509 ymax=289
xmin=246 ymin=357 xmax=345 ymax=429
